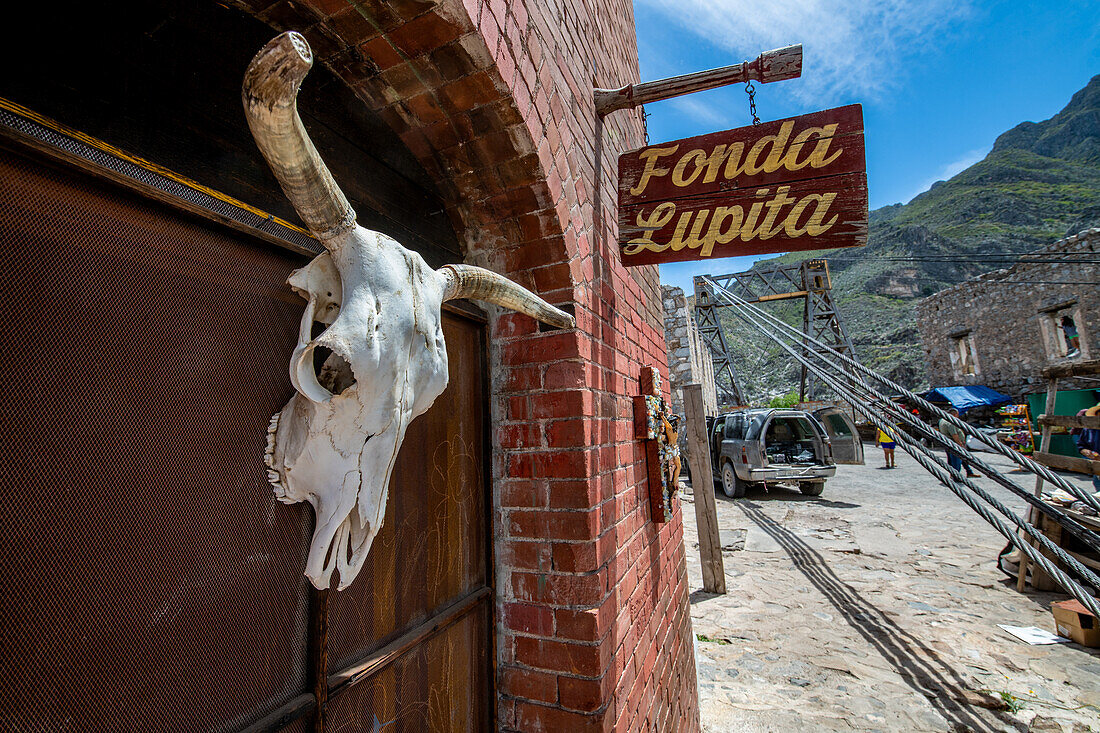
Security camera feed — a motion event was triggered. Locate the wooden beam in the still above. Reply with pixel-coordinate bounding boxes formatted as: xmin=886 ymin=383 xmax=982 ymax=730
xmin=328 ymin=586 xmax=490 ymax=693
xmin=1040 ymin=358 xmax=1100 ymax=380
xmin=1037 ymin=414 xmax=1100 ymax=430
xmin=1022 ymin=377 xmax=1060 ymax=591
xmin=1034 ymin=451 xmax=1100 ymax=477
xmin=595 ymin=45 xmax=802 ymax=115
xmin=753 ymin=290 xmax=808 ymax=303
xmin=1033 ymin=379 xmax=1060 ymax=496
xmin=683 ymin=384 xmax=726 ymax=594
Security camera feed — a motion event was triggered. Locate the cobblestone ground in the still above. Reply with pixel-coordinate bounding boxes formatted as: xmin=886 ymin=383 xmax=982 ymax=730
xmin=680 ymin=445 xmax=1100 ymax=732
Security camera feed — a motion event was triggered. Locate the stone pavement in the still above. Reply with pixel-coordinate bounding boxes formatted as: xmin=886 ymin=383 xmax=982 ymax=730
xmin=680 ymin=445 xmax=1100 ymax=732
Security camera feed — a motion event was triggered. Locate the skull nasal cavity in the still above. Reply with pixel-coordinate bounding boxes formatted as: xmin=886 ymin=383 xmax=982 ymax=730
xmin=313 ymin=346 xmax=356 ymax=395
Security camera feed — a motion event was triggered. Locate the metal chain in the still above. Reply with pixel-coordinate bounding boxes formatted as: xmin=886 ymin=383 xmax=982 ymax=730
xmin=641 ymin=107 xmax=650 ymax=145
xmin=745 ymin=82 xmax=760 ymax=125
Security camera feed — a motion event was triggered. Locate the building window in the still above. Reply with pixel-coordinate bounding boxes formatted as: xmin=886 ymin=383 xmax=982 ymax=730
xmin=1039 ymin=305 xmax=1088 ymax=361
xmin=949 ymin=332 xmax=980 ymax=378
xmin=1061 ymin=315 xmax=1081 ymax=358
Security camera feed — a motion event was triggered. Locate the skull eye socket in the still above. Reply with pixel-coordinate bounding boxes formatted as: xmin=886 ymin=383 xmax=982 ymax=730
xmin=313 ymin=345 xmax=356 ymax=395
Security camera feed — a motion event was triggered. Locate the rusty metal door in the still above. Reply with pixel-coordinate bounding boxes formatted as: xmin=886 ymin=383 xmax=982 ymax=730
xmin=0 ymin=144 xmax=492 ymax=732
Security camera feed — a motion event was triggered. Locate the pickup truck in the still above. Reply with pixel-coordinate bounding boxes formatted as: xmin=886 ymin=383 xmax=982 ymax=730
xmin=706 ymin=407 xmax=860 ymax=498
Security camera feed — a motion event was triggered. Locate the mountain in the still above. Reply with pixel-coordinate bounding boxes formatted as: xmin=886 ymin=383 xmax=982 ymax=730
xmin=716 ymin=75 xmax=1100 ymax=401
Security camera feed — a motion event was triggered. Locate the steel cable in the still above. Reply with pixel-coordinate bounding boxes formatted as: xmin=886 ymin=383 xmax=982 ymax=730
xmin=718 ymin=292 xmax=1100 ymax=615
xmin=712 ymin=285 xmax=1100 ymax=556
xmin=702 ymin=276 xmax=1100 ymax=514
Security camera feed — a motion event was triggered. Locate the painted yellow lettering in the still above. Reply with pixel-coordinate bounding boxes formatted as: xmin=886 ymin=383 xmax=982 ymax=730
xmin=720 ymin=142 xmax=747 ymax=180
xmin=781 ymin=128 xmax=819 ymax=171
xmin=806 ymin=124 xmax=843 ymax=168
xmin=629 ymin=145 xmax=679 ymax=196
xmin=623 ymin=202 xmax=676 ymax=254
xmin=700 ymin=206 xmax=743 ymax=257
xmin=669 ymin=209 xmax=711 ymax=251
xmin=803 ymin=192 xmax=839 ymax=234
xmin=739 ymin=189 xmax=771 ymax=241
xmin=742 ymin=121 xmax=795 ymax=175
xmin=671 ymin=149 xmax=707 ymax=187
xmin=784 ymin=193 xmax=839 ymax=237
xmin=755 ymin=186 xmax=796 ymax=239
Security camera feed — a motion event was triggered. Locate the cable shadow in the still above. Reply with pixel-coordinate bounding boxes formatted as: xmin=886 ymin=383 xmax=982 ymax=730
xmin=736 ymin=500 xmax=1016 ymax=733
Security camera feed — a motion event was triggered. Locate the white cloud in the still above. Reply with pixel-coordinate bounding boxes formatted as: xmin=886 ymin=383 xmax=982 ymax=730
xmin=667 ymin=96 xmax=730 ymax=127
xmin=635 ymin=0 xmax=972 ymax=104
xmin=903 ymin=146 xmax=986 ymax=203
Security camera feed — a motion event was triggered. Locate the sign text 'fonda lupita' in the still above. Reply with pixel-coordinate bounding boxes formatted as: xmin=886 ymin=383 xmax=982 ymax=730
xmin=617 ymin=104 xmax=868 ymax=266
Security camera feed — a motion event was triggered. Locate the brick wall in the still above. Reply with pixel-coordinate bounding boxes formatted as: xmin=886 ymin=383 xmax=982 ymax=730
xmin=662 ymin=286 xmax=718 ymax=418
xmin=237 ymin=0 xmax=700 ymax=729
xmin=483 ymin=0 xmax=700 ymax=729
xmin=916 ymin=229 xmax=1100 ymax=396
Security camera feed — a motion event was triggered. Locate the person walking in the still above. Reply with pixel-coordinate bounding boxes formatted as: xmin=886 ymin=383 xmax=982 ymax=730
xmin=876 ymin=425 xmax=896 ymax=468
xmin=939 ymin=407 xmax=979 ymax=478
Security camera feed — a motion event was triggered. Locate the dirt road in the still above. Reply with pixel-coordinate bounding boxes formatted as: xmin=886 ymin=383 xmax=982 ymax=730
xmin=681 ymin=445 xmax=1100 ymax=732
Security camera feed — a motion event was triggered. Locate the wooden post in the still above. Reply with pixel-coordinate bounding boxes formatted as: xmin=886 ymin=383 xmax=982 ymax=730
xmin=683 ymin=384 xmax=726 ymax=594
xmin=594 ymin=45 xmax=802 ymax=115
xmin=1019 ymin=377 xmax=1059 ymax=592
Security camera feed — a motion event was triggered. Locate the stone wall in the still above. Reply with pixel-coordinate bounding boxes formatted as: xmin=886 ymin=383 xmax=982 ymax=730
xmin=916 ymin=229 xmax=1100 ymax=396
xmin=663 ymin=286 xmax=718 ymax=417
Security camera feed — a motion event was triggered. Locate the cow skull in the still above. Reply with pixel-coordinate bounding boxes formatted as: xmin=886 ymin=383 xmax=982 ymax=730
xmin=245 ymin=32 xmax=573 ymax=590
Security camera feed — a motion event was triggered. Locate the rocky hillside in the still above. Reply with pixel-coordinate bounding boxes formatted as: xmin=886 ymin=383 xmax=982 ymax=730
xmin=718 ymin=74 xmax=1100 ymax=401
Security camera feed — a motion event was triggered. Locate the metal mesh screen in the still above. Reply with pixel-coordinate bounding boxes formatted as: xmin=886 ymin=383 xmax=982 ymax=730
xmin=0 ymin=148 xmax=315 ymax=731
xmin=326 ymin=314 xmax=489 ymax=673
xmin=326 ymin=604 xmax=490 ymax=732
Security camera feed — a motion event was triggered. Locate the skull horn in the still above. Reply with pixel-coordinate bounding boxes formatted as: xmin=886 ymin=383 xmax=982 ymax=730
xmin=242 ymin=32 xmax=356 ymax=242
xmin=440 ymin=264 xmax=575 ymax=330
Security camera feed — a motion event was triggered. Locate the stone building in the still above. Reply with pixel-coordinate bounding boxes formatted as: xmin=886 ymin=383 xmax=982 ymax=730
xmin=663 ymin=285 xmax=719 ymax=417
xmin=0 ymin=1 xmax=700 ymax=731
xmin=916 ymin=228 xmax=1099 ymax=396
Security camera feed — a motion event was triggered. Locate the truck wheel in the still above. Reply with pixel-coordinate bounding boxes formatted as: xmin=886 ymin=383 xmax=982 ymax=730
xmin=800 ymin=480 xmax=825 ymax=497
xmin=721 ymin=462 xmax=746 ymax=499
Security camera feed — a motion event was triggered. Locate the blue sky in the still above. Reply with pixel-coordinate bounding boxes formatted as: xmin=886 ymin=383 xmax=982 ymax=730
xmin=634 ymin=0 xmax=1100 ymax=293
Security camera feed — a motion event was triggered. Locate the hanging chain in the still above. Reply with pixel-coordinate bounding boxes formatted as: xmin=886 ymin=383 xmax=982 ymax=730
xmin=641 ymin=107 xmax=651 ymax=145
xmin=745 ymin=81 xmax=760 ymax=126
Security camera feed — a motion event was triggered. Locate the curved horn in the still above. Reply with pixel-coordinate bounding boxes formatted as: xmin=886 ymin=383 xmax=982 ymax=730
xmin=440 ymin=265 xmax=575 ymax=330
xmin=242 ymin=32 xmax=355 ymax=243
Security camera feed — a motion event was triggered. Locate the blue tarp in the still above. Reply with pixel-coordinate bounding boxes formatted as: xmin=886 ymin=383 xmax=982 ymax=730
xmin=920 ymin=386 xmax=1013 ymax=413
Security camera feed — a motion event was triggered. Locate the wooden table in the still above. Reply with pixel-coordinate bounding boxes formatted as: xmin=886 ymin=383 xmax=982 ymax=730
xmin=1023 ymin=506 xmax=1100 ymax=592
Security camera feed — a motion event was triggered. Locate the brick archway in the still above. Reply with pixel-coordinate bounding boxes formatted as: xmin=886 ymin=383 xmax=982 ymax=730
xmin=235 ymin=0 xmax=576 ymax=301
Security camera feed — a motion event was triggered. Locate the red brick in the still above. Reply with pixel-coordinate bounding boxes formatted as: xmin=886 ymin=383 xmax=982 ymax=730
xmin=386 ymin=11 xmax=464 ymax=57
xmin=547 ymin=479 xmax=597 ymax=509
xmin=502 ymin=332 xmax=581 ymax=366
xmin=502 ymin=665 xmax=558 ymax=703
xmin=441 ymin=71 xmax=499 ymax=110
xmin=498 ymin=422 xmax=542 ymax=449
xmin=529 ymin=390 xmax=592 ymax=420
xmin=500 ymin=478 xmax=547 ymax=508
xmin=516 ymin=702 xmax=611 ymax=733
xmin=514 ymin=636 xmax=606 ymax=677
xmin=558 ymin=674 xmax=606 ymax=712
xmin=503 ymin=602 xmax=554 ymax=636
xmin=511 ymin=570 xmax=605 ymax=606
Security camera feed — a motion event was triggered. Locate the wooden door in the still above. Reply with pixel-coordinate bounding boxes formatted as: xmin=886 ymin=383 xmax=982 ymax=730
xmin=0 ymin=141 xmax=492 ymax=732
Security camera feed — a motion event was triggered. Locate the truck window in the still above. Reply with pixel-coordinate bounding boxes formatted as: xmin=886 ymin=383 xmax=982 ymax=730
xmin=745 ymin=414 xmax=767 ymax=440
xmin=724 ymin=415 xmax=743 ymax=439
xmin=824 ymin=413 xmax=852 ymax=436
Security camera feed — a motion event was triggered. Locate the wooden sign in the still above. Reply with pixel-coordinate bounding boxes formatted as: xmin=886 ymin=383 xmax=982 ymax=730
xmin=632 ymin=367 xmax=681 ymax=523
xmin=618 ymin=104 xmax=867 ymax=266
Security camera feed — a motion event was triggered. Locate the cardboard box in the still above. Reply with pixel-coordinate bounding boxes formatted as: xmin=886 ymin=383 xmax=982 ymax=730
xmin=1051 ymin=599 xmax=1100 ymax=647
